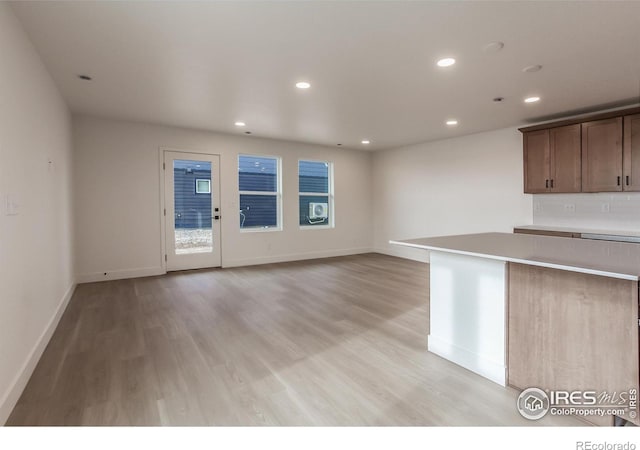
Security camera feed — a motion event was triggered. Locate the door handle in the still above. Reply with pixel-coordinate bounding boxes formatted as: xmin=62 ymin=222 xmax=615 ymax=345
xmin=550 ymin=179 xmax=554 ymax=189
xmin=617 ymin=176 xmax=621 ymax=186
xmin=545 ymin=179 xmax=549 ymax=188
xmin=626 ymin=176 xmax=630 ymax=186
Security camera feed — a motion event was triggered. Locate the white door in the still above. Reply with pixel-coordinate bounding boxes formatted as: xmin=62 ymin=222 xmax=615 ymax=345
xmin=164 ymin=151 xmax=221 ymax=271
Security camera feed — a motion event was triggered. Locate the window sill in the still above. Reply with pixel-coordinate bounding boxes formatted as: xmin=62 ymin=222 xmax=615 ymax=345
xmin=240 ymin=227 xmax=282 ymax=233
xmin=299 ymin=225 xmax=334 ymax=230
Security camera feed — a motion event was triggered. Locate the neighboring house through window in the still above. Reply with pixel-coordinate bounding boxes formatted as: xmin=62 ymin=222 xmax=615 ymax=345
xmin=195 ymin=178 xmax=211 ymax=194
xmin=299 ymin=160 xmax=333 ymax=228
xmin=238 ymin=155 xmax=281 ymax=230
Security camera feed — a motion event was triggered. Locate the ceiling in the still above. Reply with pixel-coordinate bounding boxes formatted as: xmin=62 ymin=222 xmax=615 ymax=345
xmin=10 ymin=1 xmax=640 ymax=151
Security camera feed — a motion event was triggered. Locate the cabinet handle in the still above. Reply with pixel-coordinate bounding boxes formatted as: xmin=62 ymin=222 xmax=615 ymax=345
xmin=617 ymin=176 xmax=621 ymax=186
xmin=550 ymin=179 xmax=554 ymax=188
xmin=545 ymin=179 xmax=549 ymax=188
xmin=626 ymin=176 xmax=630 ymax=186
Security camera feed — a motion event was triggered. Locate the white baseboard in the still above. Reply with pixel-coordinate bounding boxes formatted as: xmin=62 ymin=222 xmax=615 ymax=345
xmin=0 ymin=282 xmax=77 ymax=425
xmin=428 ymin=334 xmax=506 ymax=387
xmin=76 ymin=266 xmax=165 ymax=283
xmin=374 ymin=245 xmax=430 ymax=263
xmin=223 ymin=247 xmax=373 ymax=268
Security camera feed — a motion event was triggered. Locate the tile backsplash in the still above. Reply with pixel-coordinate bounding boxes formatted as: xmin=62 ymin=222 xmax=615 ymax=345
xmin=533 ymin=193 xmax=640 ymax=232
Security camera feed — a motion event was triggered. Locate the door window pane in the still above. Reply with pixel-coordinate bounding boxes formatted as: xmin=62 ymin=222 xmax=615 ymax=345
xmin=174 ymin=159 xmax=213 ymax=254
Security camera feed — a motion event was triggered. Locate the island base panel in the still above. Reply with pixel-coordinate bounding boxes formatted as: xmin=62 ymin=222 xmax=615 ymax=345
xmin=428 ymin=251 xmax=507 ymax=386
xmin=508 ymin=262 xmax=639 ymax=426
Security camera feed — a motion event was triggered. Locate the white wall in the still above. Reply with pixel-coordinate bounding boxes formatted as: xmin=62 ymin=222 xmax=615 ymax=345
xmin=73 ymin=116 xmax=373 ymax=281
xmin=533 ymin=192 xmax=640 ymax=232
xmin=0 ymin=4 xmax=75 ymax=424
xmin=372 ymin=127 xmax=533 ymax=261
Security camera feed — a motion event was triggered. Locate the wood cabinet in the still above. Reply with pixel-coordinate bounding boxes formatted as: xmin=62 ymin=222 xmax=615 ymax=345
xmin=520 ymin=106 xmax=640 ymax=194
xmin=523 ymin=130 xmax=550 ymax=193
xmin=624 ymin=113 xmax=640 ymax=191
xmin=523 ymin=124 xmax=581 ymax=193
xmin=508 ymin=263 xmax=640 ymax=426
xmin=582 ymin=117 xmax=623 ymax=192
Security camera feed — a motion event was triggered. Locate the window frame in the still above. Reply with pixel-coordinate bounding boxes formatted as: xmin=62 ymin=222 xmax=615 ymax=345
xmin=195 ymin=178 xmax=211 ymax=194
xmin=298 ymin=159 xmax=334 ymax=229
xmin=238 ymin=154 xmax=283 ymax=232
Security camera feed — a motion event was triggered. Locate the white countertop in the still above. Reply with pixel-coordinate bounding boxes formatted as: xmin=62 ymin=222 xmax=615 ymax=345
xmin=390 ymin=232 xmax=640 ymax=281
xmin=515 ymin=224 xmax=640 ymax=238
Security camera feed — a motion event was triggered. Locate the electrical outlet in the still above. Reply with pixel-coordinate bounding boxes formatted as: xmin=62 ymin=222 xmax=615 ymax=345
xmin=563 ymin=204 xmax=575 ymax=213
xmin=601 ymin=203 xmax=610 ymax=213
xmin=533 ymin=202 xmax=542 ymax=212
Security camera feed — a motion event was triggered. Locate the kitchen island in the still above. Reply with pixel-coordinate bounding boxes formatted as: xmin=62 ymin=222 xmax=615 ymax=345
xmin=390 ymin=232 xmax=640 ymax=426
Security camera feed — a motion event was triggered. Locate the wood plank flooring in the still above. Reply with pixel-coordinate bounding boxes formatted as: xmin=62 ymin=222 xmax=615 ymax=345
xmin=7 ymin=254 xmax=581 ymax=426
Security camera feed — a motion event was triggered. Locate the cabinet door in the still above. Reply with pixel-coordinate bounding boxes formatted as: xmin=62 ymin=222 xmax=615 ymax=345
xmin=581 ymin=117 xmax=623 ymax=192
xmin=523 ymin=130 xmax=550 ymax=193
xmin=623 ymin=114 xmax=640 ymax=191
xmin=549 ymin=124 xmax=581 ymax=192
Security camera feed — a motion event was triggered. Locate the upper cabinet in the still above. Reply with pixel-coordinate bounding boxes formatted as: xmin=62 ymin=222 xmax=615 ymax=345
xmin=582 ymin=117 xmax=622 ymax=192
xmin=623 ymin=114 xmax=640 ymax=192
xmin=520 ymin=106 xmax=640 ymax=194
xmin=523 ymin=130 xmax=550 ymax=193
xmin=523 ymin=124 xmax=581 ymax=193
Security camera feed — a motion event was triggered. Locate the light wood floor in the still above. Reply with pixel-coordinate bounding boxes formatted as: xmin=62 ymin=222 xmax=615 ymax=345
xmin=7 ymin=254 xmax=581 ymax=426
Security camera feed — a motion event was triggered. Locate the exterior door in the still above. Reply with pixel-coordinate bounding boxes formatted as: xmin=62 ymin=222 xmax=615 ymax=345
xmin=164 ymin=151 xmax=221 ymax=271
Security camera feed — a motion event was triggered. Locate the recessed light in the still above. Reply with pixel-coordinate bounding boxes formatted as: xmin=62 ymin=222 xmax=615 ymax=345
xmin=77 ymin=74 xmax=92 ymax=81
xmin=493 ymin=97 xmax=505 ymax=103
xmin=446 ymin=120 xmax=458 ymax=126
xmin=522 ymin=64 xmax=543 ymax=73
xmin=295 ymin=81 xmax=311 ymax=89
xmin=234 ymin=121 xmax=246 ymax=127
xmin=524 ymin=96 xmax=541 ymax=103
xmin=245 ymin=131 xmax=252 ymax=135
xmin=336 ymin=144 xmax=342 ymax=146
xmin=361 ymin=140 xmax=370 ymax=145
xmin=436 ymin=58 xmax=456 ymax=67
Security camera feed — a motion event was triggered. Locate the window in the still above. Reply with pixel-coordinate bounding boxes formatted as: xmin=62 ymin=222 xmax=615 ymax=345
xmin=299 ymin=160 xmax=333 ymax=227
xmin=238 ymin=155 xmax=281 ymax=230
xmin=195 ymin=179 xmax=211 ymax=194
